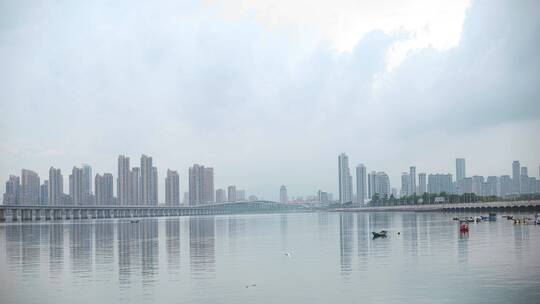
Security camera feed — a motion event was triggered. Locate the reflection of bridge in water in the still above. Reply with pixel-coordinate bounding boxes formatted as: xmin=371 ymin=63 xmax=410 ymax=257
xmin=0 ymin=201 xmax=307 ymax=222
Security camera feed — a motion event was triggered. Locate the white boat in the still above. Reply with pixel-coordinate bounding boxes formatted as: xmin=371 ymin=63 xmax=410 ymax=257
xmin=535 ymin=214 xmax=540 ymax=225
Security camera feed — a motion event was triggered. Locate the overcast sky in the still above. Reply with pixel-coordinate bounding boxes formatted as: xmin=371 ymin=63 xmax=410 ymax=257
xmin=1 ymin=0 xmax=539 ymax=200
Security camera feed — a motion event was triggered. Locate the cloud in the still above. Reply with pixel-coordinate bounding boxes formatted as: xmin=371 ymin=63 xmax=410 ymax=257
xmin=0 ymin=0 xmax=538 ymax=199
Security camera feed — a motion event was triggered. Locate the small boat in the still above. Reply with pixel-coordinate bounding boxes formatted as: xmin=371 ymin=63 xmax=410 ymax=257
xmin=460 ymin=222 xmax=469 ymax=233
xmin=130 ymin=219 xmax=140 ymax=224
xmin=488 ymin=212 xmax=497 ymax=221
xmin=372 ymin=230 xmax=388 ymax=238
xmin=480 ymin=215 xmax=489 ymax=220
xmin=535 ymin=214 xmax=540 ymax=225
xmin=474 ymin=216 xmax=482 ymax=223
xmin=452 ymin=217 xmax=460 ymax=221
xmin=503 ymin=215 xmax=514 ymax=220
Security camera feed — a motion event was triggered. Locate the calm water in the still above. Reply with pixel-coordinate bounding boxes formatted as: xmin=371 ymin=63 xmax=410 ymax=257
xmin=1 ymin=212 xmax=539 ymax=303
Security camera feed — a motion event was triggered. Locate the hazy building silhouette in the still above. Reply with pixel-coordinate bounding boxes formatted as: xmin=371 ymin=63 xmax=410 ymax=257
xmin=165 ymin=169 xmax=180 ymax=206
xmin=21 ymin=169 xmax=40 ymax=205
xmin=189 ymin=164 xmax=214 ymax=205
xmin=48 ymin=167 xmax=63 ymax=205
xmin=338 ymin=153 xmax=353 ymax=204
xmin=227 ymin=185 xmax=236 ymax=202
xmin=117 ymin=155 xmax=130 ymax=206
xmin=356 ymin=164 xmax=367 ymax=204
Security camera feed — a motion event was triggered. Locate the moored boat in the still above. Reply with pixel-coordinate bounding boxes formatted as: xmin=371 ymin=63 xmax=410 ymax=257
xmin=460 ymin=222 xmax=469 ymax=233
xmin=372 ymin=230 xmax=388 ymax=238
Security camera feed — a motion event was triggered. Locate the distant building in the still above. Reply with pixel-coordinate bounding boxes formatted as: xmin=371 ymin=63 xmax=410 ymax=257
xmin=401 ymin=172 xmax=409 ymax=197
xmin=280 ymin=185 xmax=288 ymax=204
xmin=188 ymin=164 xmax=214 ymax=205
xmin=21 ymin=169 xmax=40 ymax=205
xmin=355 ymin=164 xmax=367 ymax=204
xmin=215 ymin=188 xmax=226 ymax=203
xmin=409 ymin=166 xmax=416 ymax=194
xmin=418 ymin=173 xmax=427 ymax=194
xmin=520 ymin=166 xmax=530 ymax=194
xmin=427 ymin=174 xmax=453 ymax=194
xmin=3 ymin=175 xmax=20 ymax=205
xmin=227 ymin=185 xmax=237 ymax=202
xmin=130 ymin=167 xmax=141 ymax=205
xmin=182 ymin=192 xmax=189 ymax=205
xmin=338 ymin=153 xmax=353 ymax=204
xmin=317 ymin=190 xmax=329 ymax=203
xmin=499 ymin=175 xmax=512 ymax=197
xmin=48 ymin=167 xmax=63 ymax=205
xmin=69 ymin=166 xmax=84 ymax=205
xmin=118 ymin=155 xmax=130 ymax=206
xmin=165 ymin=169 xmax=180 ymax=206
xmin=512 ymin=160 xmax=520 ymax=194
xmin=95 ymin=173 xmax=114 ymax=205
xmin=471 ymin=175 xmax=484 ymax=195
xmin=236 ymin=189 xmax=246 ymax=201
xmin=456 ymin=158 xmax=466 ymax=181
xmin=248 ymin=195 xmax=258 ymax=201
xmin=485 ymin=176 xmax=498 ymax=196
xmin=82 ymin=163 xmax=93 ymax=197
xmin=40 ymin=180 xmax=49 ymax=205
xmin=152 ymin=166 xmax=158 ymax=205
xmin=368 ymin=171 xmax=376 ymax=199
xmin=374 ymin=172 xmax=390 ymax=197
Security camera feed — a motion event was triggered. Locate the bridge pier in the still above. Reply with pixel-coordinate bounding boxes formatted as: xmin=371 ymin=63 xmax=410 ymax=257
xmin=12 ymin=209 xmax=18 ymax=221
xmin=35 ymin=209 xmax=41 ymax=220
xmin=81 ymin=209 xmax=88 ymax=219
xmin=0 ymin=209 xmax=5 ymax=222
xmin=45 ymin=210 xmax=52 ymax=220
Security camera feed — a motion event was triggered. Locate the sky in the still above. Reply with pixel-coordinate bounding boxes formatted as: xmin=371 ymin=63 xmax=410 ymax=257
xmin=1 ymin=0 xmax=539 ymax=201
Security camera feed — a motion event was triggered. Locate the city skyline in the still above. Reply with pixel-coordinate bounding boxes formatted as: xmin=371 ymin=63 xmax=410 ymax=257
xmin=3 ymin=153 xmax=540 ymax=205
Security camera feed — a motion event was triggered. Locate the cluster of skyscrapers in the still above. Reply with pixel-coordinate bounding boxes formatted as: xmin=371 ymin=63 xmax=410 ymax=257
xmin=338 ymin=153 xmax=540 ymax=204
xmin=2 ymin=154 xmax=260 ymax=207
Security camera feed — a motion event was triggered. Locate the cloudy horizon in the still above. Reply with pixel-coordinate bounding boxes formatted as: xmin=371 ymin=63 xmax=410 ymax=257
xmin=1 ymin=0 xmax=539 ymax=200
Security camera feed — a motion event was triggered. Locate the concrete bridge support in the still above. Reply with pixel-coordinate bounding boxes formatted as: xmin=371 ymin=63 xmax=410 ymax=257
xmin=35 ymin=209 xmax=41 ymax=220
xmin=12 ymin=209 xmax=18 ymax=221
xmin=45 ymin=210 xmax=52 ymax=220
xmin=0 ymin=209 xmax=5 ymax=222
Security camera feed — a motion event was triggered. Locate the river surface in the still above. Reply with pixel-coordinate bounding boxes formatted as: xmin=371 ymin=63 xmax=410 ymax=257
xmin=1 ymin=212 xmax=539 ymax=303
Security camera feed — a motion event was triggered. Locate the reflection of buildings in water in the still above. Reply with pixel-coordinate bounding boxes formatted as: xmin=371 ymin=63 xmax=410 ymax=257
xmin=356 ymin=213 xmax=369 ymax=261
xmin=280 ymin=214 xmax=288 ymax=250
xmin=339 ymin=213 xmax=354 ymax=275
xmin=457 ymin=231 xmax=469 ymax=263
xmin=117 ymin=221 xmax=141 ymax=286
xmin=21 ymin=225 xmax=41 ymax=277
xmin=189 ymin=217 xmax=215 ymax=276
xmin=227 ymin=217 xmax=245 ymax=252
xmin=49 ymin=224 xmax=64 ymax=275
xmin=401 ymin=213 xmax=419 ymax=256
xmin=69 ymin=223 xmax=93 ymax=279
xmin=165 ymin=218 xmax=181 ymax=274
xmin=5 ymin=225 xmax=22 ymax=270
xmin=140 ymin=219 xmax=159 ymax=285
xmin=95 ymin=222 xmax=114 ymax=268
xmin=318 ymin=212 xmax=329 ymax=239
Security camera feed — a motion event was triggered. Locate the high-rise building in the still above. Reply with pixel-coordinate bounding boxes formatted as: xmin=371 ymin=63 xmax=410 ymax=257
xmin=498 ymin=175 xmax=511 ymax=197
xmin=418 ymin=173 xmax=427 ymax=194
xmin=356 ymin=164 xmax=367 ymax=204
xmin=227 ymin=185 xmax=237 ymax=202
xmin=69 ymin=166 xmax=84 ymax=205
xmin=338 ymin=153 xmax=353 ymax=204
xmin=152 ymin=166 xmax=158 ymax=205
xmin=95 ymin=173 xmax=114 ymax=205
xmin=130 ymin=167 xmax=141 ymax=205
xmin=188 ymin=164 xmax=214 ymax=205
xmin=82 ymin=164 xmax=92 ymax=195
xmin=21 ymin=169 xmax=40 ymax=205
xmin=368 ymin=171 xmax=376 ymax=199
xmin=183 ymin=192 xmax=189 ymax=205
xmin=471 ymin=175 xmax=484 ymax=195
xmin=485 ymin=176 xmax=499 ymax=196
xmin=165 ymin=169 xmax=180 ymax=206
xmin=427 ymin=174 xmax=453 ymax=194
xmin=3 ymin=175 xmax=20 ymax=205
xmin=48 ymin=167 xmax=63 ymax=205
xmin=374 ymin=172 xmax=390 ymax=197
xmin=280 ymin=185 xmax=288 ymax=204
xmin=140 ymin=155 xmax=152 ymax=206
xmin=456 ymin=158 xmax=466 ymax=181
xmin=401 ymin=172 xmax=409 ymax=197
xmin=409 ymin=166 xmax=416 ymax=194
xmin=40 ymin=180 xmax=49 ymax=205
xmin=215 ymin=189 xmax=226 ymax=203
xmin=317 ymin=190 xmax=329 ymax=203
xmin=236 ymin=189 xmax=246 ymax=201
xmin=512 ymin=160 xmax=520 ymax=194
xmin=118 ymin=155 xmax=130 ymax=205
xmin=520 ymin=166 xmax=529 ymax=194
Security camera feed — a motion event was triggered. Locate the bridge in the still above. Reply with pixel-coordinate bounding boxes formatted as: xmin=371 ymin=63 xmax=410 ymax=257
xmin=333 ymin=200 xmax=540 ymax=213
xmin=0 ymin=201 xmax=306 ymax=222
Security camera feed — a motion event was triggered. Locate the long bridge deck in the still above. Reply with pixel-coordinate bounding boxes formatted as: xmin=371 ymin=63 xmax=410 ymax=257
xmin=0 ymin=201 xmax=305 ymax=222
xmin=334 ymin=200 xmax=540 ymax=213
